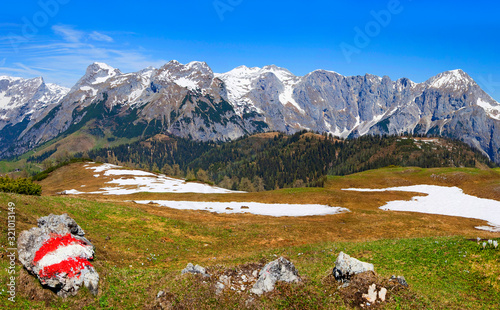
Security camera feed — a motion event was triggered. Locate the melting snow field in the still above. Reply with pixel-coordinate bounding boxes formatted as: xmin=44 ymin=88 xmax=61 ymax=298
xmin=63 ymin=163 xmax=350 ymax=217
xmin=343 ymin=185 xmax=500 ymax=232
xmin=65 ymin=163 xmax=238 ymax=195
xmin=134 ymin=200 xmax=349 ymax=217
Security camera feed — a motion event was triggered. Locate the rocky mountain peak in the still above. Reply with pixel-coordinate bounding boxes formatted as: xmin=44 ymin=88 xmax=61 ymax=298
xmin=71 ymin=62 xmax=121 ymax=91
xmin=216 ymin=64 xmax=302 ymax=116
xmin=427 ymin=69 xmax=475 ymax=90
xmin=3 ymin=62 xmax=500 ymax=165
xmin=0 ymin=75 xmax=69 ymax=131
xmin=88 ymin=62 xmax=119 ymax=75
xmin=46 ymin=83 xmax=70 ymax=95
xmin=153 ymin=60 xmax=215 ymax=91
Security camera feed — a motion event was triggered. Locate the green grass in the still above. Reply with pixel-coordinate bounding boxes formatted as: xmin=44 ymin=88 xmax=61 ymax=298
xmin=1 ymin=192 xmax=499 ymax=309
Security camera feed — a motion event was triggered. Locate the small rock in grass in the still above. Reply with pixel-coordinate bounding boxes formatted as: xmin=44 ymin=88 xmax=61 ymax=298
xmin=378 ymin=287 xmax=387 ymax=302
xmin=390 ymin=275 xmax=408 ymax=287
xmin=182 ymin=263 xmax=210 ymax=277
xmin=215 ymin=281 xmax=225 ymax=295
xmin=333 ymin=252 xmax=374 ymax=283
xmin=362 ymin=283 xmax=377 ymax=303
xmin=250 ymin=257 xmax=300 ymax=295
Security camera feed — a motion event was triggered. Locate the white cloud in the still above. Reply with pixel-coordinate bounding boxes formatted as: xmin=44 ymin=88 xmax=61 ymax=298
xmin=89 ymin=31 xmax=113 ymax=42
xmin=0 ymin=62 xmax=43 ymax=77
xmin=52 ymin=25 xmax=84 ymax=43
xmin=0 ymin=25 xmax=167 ymax=87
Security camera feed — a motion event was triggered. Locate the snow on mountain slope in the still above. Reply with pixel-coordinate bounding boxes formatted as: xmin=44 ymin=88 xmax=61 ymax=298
xmin=3 ymin=61 xmax=500 ymax=164
xmin=427 ymin=69 xmax=474 ymax=91
xmin=154 ymin=60 xmax=215 ymax=93
xmin=0 ymin=76 xmax=69 ymax=127
xmin=215 ymin=64 xmax=302 ymax=115
xmin=476 ymin=97 xmax=500 ymax=120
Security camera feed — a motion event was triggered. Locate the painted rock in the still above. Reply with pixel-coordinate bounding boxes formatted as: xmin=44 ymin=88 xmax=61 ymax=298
xmin=18 ymin=214 xmax=99 ymax=297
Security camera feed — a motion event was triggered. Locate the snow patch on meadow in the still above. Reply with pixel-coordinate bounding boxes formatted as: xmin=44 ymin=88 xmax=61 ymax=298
xmin=71 ymin=163 xmax=239 ymax=194
xmin=343 ymin=185 xmax=500 ymax=232
xmin=134 ymin=200 xmax=349 ymax=217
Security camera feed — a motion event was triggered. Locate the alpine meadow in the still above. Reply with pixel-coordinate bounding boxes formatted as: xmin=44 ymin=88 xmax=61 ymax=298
xmin=1 ymin=1 xmax=500 ymax=309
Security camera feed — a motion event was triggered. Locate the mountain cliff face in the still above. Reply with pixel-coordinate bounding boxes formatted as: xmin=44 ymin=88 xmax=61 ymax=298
xmin=2 ymin=61 xmax=500 ymax=163
xmin=0 ymin=76 xmax=69 ymax=155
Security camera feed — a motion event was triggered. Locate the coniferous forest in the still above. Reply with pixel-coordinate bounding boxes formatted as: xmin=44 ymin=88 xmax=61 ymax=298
xmin=44 ymin=131 xmax=496 ymax=191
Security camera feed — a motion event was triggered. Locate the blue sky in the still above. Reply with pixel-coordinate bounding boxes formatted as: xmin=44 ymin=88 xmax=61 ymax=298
xmin=1 ymin=0 xmax=499 ymax=100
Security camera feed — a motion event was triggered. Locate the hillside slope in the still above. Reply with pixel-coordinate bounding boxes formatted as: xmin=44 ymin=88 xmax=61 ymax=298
xmin=74 ymin=132 xmax=495 ymax=191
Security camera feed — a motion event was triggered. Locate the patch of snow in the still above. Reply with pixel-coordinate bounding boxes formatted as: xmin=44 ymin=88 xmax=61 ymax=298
xmin=127 ymin=88 xmax=144 ymax=102
xmin=331 ymin=125 xmax=351 ymax=139
xmin=419 ymin=138 xmax=438 ymax=143
xmin=80 ymin=86 xmax=98 ymax=96
xmin=0 ymin=92 xmax=12 ymax=109
xmin=98 ymin=175 xmax=237 ymax=194
xmin=86 ymin=163 xmax=122 ymax=173
xmin=63 ymin=189 xmax=84 ymax=194
xmin=46 ymin=83 xmax=70 ymax=96
xmin=476 ymin=98 xmax=500 ymax=120
xmin=134 ymin=200 xmax=349 ymax=217
xmin=343 ymin=185 xmax=500 ymax=231
xmin=93 ymin=62 xmax=115 ymax=72
xmin=428 ymin=69 xmax=472 ymax=91
xmin=109 ymin=77 xmax=130 ymax=87
xmin=103 ymin=169 xmax=156 ymax=176
xmin=76 ymin=163 xmax=240 ymax=194
xmin=175 ymin=77 xmax=198 ymax=90
xmin=216 ymin=64 xmax=303 ymax=114
xmin=93 ymin=76 xmax=112 ymax=84
xmin=357 ymin=113 xmax=385 ymax=136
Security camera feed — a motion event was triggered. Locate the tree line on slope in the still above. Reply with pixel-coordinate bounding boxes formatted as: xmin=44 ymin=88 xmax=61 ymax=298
xmin=54 ymin=131 xmax=495 ymax=191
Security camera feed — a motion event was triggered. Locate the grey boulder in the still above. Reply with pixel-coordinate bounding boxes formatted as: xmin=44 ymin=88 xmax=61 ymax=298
xmin=181 ymin=263 xmax=210 ymax=277
xmin=332 ymin=252 xmax=374 ymax=283
xmin=250 ymin=257 xmax=300 ymax=295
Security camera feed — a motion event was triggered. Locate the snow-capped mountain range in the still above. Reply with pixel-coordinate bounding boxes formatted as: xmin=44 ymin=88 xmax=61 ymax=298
xmin=2 ymin=61 xmax=500 ymax=163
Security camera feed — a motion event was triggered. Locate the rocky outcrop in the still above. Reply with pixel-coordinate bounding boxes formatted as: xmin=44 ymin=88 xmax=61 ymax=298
xmin=17 ymin=214 xmax=98 ymax=297
xmin=250 ymin=257 xmax=301 ymax=295
xmin=332 ymin=252 xmax=374 ymax=283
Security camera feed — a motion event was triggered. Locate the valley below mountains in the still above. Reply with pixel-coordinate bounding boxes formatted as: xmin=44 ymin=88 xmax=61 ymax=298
xmin=2 ymin=61 xmax=500 ymax=163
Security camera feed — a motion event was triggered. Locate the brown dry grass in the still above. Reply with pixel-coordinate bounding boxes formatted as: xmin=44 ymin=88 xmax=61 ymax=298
xmin=38 ymin=163 xmax=500 ymax=264
xmin=31 ymin=132 xmax=96 ymax=160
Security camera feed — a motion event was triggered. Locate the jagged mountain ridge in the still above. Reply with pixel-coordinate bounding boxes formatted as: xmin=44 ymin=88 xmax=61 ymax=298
xmin=1 ymin=61 xmax=500 ymax=163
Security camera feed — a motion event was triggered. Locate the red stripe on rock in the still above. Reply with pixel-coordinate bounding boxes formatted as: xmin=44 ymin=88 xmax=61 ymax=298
xmin=38 ymin=257 xmax=93 ymax=278
xmin=33 ymin=233 xmax=88 ymax=263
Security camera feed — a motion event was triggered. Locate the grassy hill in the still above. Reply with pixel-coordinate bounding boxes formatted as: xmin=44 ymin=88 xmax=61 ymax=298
xmin=1 ymin=165 xmax=499 ymax=308
xmin=2 ymin=131 xmax=494 ymax=189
